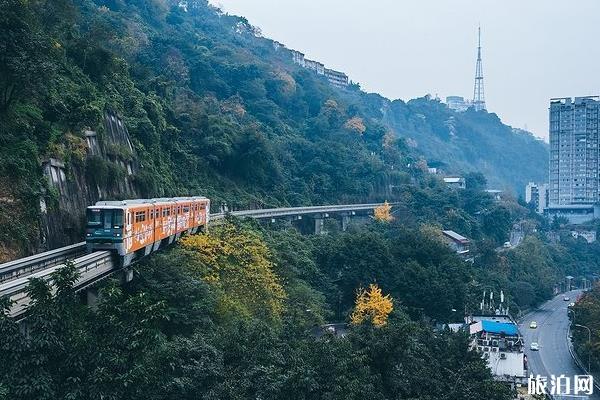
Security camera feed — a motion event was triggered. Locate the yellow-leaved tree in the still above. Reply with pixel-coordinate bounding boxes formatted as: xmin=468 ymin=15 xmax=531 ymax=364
xmin=350 ymin=284 xmax=393 ymax=327
xmin=374 ymin=201 xmax=393 ymax=222
xmin=181 ymin=222 xmax=286 ymax=323
xmin=343 ymin=116 xmax=366 ymax=135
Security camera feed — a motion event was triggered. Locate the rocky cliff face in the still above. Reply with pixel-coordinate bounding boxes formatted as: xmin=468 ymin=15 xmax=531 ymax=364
xmin=39 ymin=110 xmax=140 ymax=250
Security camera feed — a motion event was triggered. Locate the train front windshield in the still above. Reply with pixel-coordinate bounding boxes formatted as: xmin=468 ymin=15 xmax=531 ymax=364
xmin=86 ymin=208 xmax=124 ymax=230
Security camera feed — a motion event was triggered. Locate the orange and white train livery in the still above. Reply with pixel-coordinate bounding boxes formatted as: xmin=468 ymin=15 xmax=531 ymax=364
xmin=86 ymin=196 xmax=210 ymax=265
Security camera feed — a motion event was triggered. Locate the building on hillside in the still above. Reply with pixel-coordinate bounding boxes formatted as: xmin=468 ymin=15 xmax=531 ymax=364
xmin=485 ymin=189 xmax=503 ymax=201
xmin=443 ymin=176 xmax=466 ymax=189
xmin=291 ymin=49 xmax=305 ymax=67
xmin=324 ymin=68 xmax=349 ymax=88
xmin=442 ymin=230 xmax=470 ymax=255
xmin=446 ymin=96 xmax=472 ymax=112
xmin=570 ymin=229 xmax=597 ymax=243
xmin=304 ymin=59 xmax=325 ymax=75
xmin=549 ymin=96 xmax=600 ymax=207
xmin=272 ymin=40 xmax=285 ymax=51
xmin=288 ymin=48 xmax=349 ymax=88
xmin=468 ymin=318 xmax=526 ymax=384
xmin=545 ymin=204 xmax=600 ymax=225
xmin=525 ymin=182 xmax=548 ymax=214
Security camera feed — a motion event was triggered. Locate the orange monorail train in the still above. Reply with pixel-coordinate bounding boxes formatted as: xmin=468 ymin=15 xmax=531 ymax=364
xmin=85 ymin=196 xmax=210 ymax=266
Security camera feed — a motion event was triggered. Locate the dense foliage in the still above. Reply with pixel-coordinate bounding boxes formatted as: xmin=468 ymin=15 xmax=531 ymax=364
xmin=0 ymin=0 xmax=547 ymax=257
xmin=0 ymin=221 xmax=514 ymax=400
xmin=570 ymin=286 xmax=600 ymax=373
xmin=0 ymin=0 xmax=595 ymax=397
xmin=2 ymin=185 xmax=600 ymax=398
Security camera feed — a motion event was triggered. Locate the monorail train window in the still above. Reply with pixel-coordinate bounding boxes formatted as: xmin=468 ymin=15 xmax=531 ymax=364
xmin=183 ymin=206 xmax=190 ymax=213
xmin=114 ymin=210 xmax=123 ymax=227
xmin=135 ymin=211 xmax=146 ymax=223
xmin=87 ymin=209 xmax=102 ymax=225
xmin=87 ymin=209 xmax=123 ymax=229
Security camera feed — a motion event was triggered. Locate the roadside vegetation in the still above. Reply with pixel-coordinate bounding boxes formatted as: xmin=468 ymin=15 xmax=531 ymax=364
xmin=570 ymin=286 xmax=600 ymax=373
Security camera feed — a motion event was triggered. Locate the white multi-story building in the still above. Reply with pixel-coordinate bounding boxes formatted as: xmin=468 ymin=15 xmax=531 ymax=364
xmin=286 ymin=46 xmax=350 ymax=88
xmin=525 ymin=182 xmax=548 ymax=214
xmin=290 ymin=49 xmax=305 ymax=67
xmin=324 ymin=68 xmax=348 ymax=88
xmin=446 ymin=96 xmax=472 ymax=112
xmin=304 ymin=59 xmax=325 ymax=75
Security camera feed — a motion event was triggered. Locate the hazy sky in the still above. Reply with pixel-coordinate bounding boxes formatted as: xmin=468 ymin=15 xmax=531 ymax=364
xmin=209 ymin=0 xmax=600 ymax=140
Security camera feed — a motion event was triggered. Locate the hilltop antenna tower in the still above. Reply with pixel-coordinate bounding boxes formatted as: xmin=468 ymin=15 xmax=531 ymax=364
xmin=472 ymin=26 xmax=486 ymax=111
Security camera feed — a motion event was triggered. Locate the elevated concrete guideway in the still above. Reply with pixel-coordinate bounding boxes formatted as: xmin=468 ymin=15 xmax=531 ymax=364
xmin=0 ymin=202 xmax=393 ymax=318
xmin=212 ymin=202 xmax=391 ymax=220
xmin=213 ymin=202 xmax=392 ymax=234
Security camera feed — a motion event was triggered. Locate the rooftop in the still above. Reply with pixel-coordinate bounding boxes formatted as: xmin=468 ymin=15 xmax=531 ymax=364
xmin=481 ymin=320 xmax=518 ymax=336
xmin=443 ymin=177 xmax=464 ymax=183
xmin=442 ymin=230 xmax=470 ymax=244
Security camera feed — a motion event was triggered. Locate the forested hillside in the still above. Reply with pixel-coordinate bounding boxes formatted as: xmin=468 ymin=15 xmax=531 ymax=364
xmin=0 ymin=0 xmax=547 ymax=257
xmin=1 ymin=2 xmax=597 ymax=398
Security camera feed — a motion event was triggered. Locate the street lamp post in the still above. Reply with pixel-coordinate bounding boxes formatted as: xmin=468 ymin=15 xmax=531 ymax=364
xmin=574 ymin=323 xmax=592 ymax=373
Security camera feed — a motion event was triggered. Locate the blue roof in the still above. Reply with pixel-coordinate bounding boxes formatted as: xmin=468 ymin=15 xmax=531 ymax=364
xmin=481 ymin=320 xmax=518 ymax=336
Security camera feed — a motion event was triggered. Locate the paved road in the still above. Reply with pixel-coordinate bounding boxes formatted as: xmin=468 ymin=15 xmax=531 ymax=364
xmin=519 ymin=290 xmax=597 ymax=399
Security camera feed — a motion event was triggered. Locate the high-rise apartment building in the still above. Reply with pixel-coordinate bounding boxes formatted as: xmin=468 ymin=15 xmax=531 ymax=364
xmin=549 ymin=96 xmax=600 ymax=205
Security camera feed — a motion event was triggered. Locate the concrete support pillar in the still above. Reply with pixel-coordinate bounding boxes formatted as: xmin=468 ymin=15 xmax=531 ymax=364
xmin=341 ymin=215 xmax=350 ymax=232
xmin=86 ymin=287 xmax=100 ymax=311
xmin=122 ymin=268 xmax=134 ymax=283
xmin=314 ymin=218 xmax=324 ymax=235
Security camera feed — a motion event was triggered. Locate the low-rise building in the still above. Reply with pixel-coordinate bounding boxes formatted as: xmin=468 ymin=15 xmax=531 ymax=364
xmin=286 ymin=47 xmax=350 ymax=88
xmin=468 ymin=316 xmax=526 ymax=384
xmin=272 ymin=40 xmax=285 ymax=51
xmin=324 ymin=68 xmax=349 ymax=88
xmin=570 ymin=229 xmax=597 ymax=243
xmin=443 ymin=176 xmax=466 ymax=189
xmin=544 ymin=204 xmax=600 ymax=225
xmin=446 ymin=96 xmax=472 ymax=112
xmin=304 ymin=59 xmax=325 ymax=75
xmin=442 ymin=230 xmax=470 ymax=255
xmin=485 ymin=189 xmax=502 ymax=201
xmin=291 ymin=49 xmax=305 ymax=67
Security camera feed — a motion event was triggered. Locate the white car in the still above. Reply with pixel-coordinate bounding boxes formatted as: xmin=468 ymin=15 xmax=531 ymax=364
xmin=530 ymin=342 xmax=539 ymax=351
xmin=529 ymin=321 xmax=537 ymax=329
